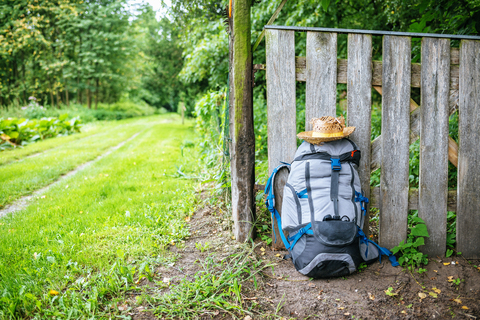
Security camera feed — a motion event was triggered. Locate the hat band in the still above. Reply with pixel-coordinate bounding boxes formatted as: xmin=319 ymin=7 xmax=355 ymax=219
xmin=311 ymin=131 xmax=344 ymax=138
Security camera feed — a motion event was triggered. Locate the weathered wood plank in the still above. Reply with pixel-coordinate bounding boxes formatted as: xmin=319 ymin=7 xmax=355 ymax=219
xmin=347 ymin=33 xmax=372 ymax=232
xmin=370 ymin=88 xmax=459 ymax=172
xmin=272 ymin=168 xmax=289 ymax=250
xmin=266 ymin=29 xmax=297 ymax=175
xmin=370 ymin=187 xmax=457 ymax=212
xmin=305 ymin=32 xmax=337 ymax=128
xmin=457 ymin=40 xmax=480 ymax=259
xmin=379 ymin=36 xmax=411 ymax=249
xmin=419 ymin=37 xmax=450 ymax=257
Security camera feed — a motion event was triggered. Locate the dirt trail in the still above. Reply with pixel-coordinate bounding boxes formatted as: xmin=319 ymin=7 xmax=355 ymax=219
xmin=132 ymin=202 xmax=480 ymax=320
xmin=0 ymin=132 xmax=141 ymax=218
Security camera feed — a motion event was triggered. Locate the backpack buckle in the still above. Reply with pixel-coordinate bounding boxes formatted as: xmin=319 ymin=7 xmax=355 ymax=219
xmin=331 ymin=158 xmax=341 ymax=171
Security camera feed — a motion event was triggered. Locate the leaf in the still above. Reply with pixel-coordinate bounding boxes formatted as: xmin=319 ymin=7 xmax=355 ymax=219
xmin=418 ymin=292 xmax=427 ymax=299
xmin=447 ymin=276 xmax=455 ymax=282
xmin=462 ymin=306 xmax=469 ymax=310
xmin=321 ymin=0 xmax=330 ymax=11
xmin=432 ymin=287 xmax=441 ymax=294
xmin=368 ymin=293 xmax=375 ymax=300
xmin=429 ymin=292 xmax=438 ymax=298
xmin=410 ymin=224 xmax=429 ymax=237
xmin=413 ymin=237 xmax=425 ymax=247
xmin=453 ymin=298 xmax=462 ymax=304
xmin=444 ymin=262 xmax=450 ymax=266
xmin=49 ymin=290 xmax=59 ymax=296
xmin=446 ymin=249 xmax=453 ymax=257
xmin=260 ymin=247 xmax=265 ymax=252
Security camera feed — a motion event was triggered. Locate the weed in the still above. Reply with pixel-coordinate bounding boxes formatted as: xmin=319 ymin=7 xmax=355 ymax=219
xmin=391 ymin=216 xmax=429 ymax=273
xmin=384 ymin=287 xmax=398 ymax=297
xmin=195 ymin=241 xmax=211 ymax=252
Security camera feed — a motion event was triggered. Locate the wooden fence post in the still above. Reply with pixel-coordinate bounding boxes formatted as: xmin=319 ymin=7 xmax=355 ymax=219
xmin=457 ymin=40 xmax=480 ymax=259
xmin=379 ymin=36 xmax=411 ymax=250
xmin=419 ymin=37 xmax=450 ymax=257
xmin=229 ymin=0 xmax=256 ymax=242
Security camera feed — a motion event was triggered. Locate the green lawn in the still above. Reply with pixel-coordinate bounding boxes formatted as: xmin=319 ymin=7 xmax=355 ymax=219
xmin=0 ymin=115 xmax=179 ymax=208
xmin=0 ymin=114 xmax=199 ymax=318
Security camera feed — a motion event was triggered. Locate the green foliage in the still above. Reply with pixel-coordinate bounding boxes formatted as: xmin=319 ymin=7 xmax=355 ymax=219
xmin=0 ymin=115 xmax=81 ymax=151
xmin=391 ymin=216 xmax=429 ymax=273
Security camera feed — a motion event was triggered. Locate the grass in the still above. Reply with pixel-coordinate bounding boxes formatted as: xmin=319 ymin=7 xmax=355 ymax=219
xmin=0 ymin=114 xmax=200 ymax=318
xmin=0 ymin=115 xmax=178 ymax=208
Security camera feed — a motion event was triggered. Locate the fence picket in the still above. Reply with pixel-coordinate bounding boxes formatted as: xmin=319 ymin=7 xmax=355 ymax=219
xmin=266 ymin=29 xmax=297 ymax=174
xmin=419 ymin=38 xmax=450 ymax=257
xmin=379 ymin=36 xmax=411 ymax=249
xmin=266 ymin=29 xmax=296 ymax=250
xmin=458 ymin=40 xmax=480 ymax=259
xmin=347 ymin=33 xmax=372 ymax=232
xmin=305 ymin=32 xmax=337 ymax=129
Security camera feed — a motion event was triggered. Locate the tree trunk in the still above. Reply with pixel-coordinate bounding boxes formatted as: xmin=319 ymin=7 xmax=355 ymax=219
xmin=65 ymin=86 xmax=69 ymax=106
xmin=49 ymin=81 xmax=55 ymax=108
xmin=95 ymin=78 xmax=99 ymax=109
xmin=87 ymin=81 xmax=91 ymax=109
xmin=229 ymin=0 xmax=256 ymax=242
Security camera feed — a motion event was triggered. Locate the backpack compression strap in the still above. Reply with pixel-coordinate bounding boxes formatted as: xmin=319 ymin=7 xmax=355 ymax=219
xmin=357 ymin=227 xmax=400 ymax=267
xmin=265 ymin=163 xmax=291 ymax=249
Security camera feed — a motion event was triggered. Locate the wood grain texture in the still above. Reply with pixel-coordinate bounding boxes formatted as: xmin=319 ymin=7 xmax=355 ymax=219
xmin=305 ymin=32 xmax=337 ymax=128
xmin=379 ymin=36 xmax=411 ymax=250
xmin=347 ymin=33 xmax=372 ymax=232
xmin=457 ymin=40 xmax=480 ymax=259
xmin=370 ymin=187 xmax=457 ymax=212
xmin=294 ymin=57 xmax=459 ymax=90
xmin=370 ymin=89 xmax=460 ymax=172
xmin=266 ymin=30 xmax=297 ymax=175
xmin=419 ymin=37 xmax=450 ymax=257
xmin=272 ymin=168 xmax=289 ymax=250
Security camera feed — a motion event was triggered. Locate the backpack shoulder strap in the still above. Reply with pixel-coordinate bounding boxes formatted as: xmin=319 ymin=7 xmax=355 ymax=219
xmin=265 ymin=163 xmax=291 ymax=249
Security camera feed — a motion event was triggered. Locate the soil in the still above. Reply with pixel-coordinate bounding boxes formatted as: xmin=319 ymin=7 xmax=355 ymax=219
xmin=130 ymin=202 xmax=480 ymax=320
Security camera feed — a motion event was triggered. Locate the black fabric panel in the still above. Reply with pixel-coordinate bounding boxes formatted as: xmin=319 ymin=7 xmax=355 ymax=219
xmin=309 ymin=143 xmax=316 ymax=153
xmin=306 ymin=260 xmax=350 ymax=278
xmin=305 ymin=161 xmax=316 ymax=234
xmin=294 ymin=150 xmax=361 ymax=167
xmin=314 ymin=221 xmax=357 ymax=246
xmin=330 ymin=156 xmax=340 ymax=217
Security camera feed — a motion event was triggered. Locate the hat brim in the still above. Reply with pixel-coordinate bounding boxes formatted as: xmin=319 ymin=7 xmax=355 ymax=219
xmin=297 ymin=127 xmax=356 ymax=144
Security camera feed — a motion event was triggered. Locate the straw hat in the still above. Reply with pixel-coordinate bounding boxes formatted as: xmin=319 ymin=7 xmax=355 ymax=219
xmin=297 ymin=116 xmax=355 ymax=144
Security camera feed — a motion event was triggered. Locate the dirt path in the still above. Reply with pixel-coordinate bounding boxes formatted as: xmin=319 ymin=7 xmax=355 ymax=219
xmin=0 ymin=132 xmax=141 ymax=218
xmin=131 ymin=201 xmax=480 ymax=320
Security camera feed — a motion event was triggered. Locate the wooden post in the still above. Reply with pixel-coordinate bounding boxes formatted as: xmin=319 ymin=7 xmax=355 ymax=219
xmin=457 ymin=40 xmax=480 ymax=259
xmin=347 ymin=34 xmax=372 ymax=233
xmin=229 ymin=0 xmax=255 ymax=242
xmin=419 ymin=37 xmax=450 ymax=257
xmin=379 ymin=36 xmax=411 ymax=250
xmin=266 ymin=29 xmax=296 ymax=249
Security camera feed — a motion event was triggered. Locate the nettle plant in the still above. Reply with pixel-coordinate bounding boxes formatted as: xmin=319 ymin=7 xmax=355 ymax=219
xmin=391 ymin=215 xmax=430 ymax=274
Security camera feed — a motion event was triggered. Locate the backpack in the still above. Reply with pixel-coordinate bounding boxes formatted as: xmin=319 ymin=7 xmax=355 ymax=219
xmin=265 ymin=138 xmax=399 ymax=278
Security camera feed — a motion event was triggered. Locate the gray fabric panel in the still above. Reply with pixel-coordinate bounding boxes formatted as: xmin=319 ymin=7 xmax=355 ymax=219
xmin=282 ymin=139 xmax=363 ymax=229
xmin=285 ymin=183 xmax=303 ymax=225
xmin=359 ymin=242 xmax=380 ymax=261
xmin=298 ymin=253 xmax=356 ymax=275
xmin=290 ymin=234 xmax=307 ymax=261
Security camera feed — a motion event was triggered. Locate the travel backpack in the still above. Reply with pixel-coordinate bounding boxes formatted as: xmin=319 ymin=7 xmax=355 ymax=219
xmin=265 ymin=138 xmax=399 ymax=278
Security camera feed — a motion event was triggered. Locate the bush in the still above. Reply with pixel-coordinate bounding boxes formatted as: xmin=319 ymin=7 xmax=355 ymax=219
xmin=0 ymin=115 xmax=82 ymax=151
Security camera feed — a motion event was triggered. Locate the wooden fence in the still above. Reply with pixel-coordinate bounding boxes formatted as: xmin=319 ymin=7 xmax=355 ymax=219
xmin=263 ymin=26 xmax=480 ymax=259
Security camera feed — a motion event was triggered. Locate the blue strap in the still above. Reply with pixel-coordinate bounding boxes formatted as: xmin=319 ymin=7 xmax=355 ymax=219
xmin=357 ymin=227 xmax=399 ymax=267
xmin=264 ymin=164 xmax=291 ymax=249
xmin=297 ymin=188 xmax=308 ymax=199
xmin=287 ymin=223 xmax=313 ymax=250
xmin=355 ymin=191 xmax=369 ymax=216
